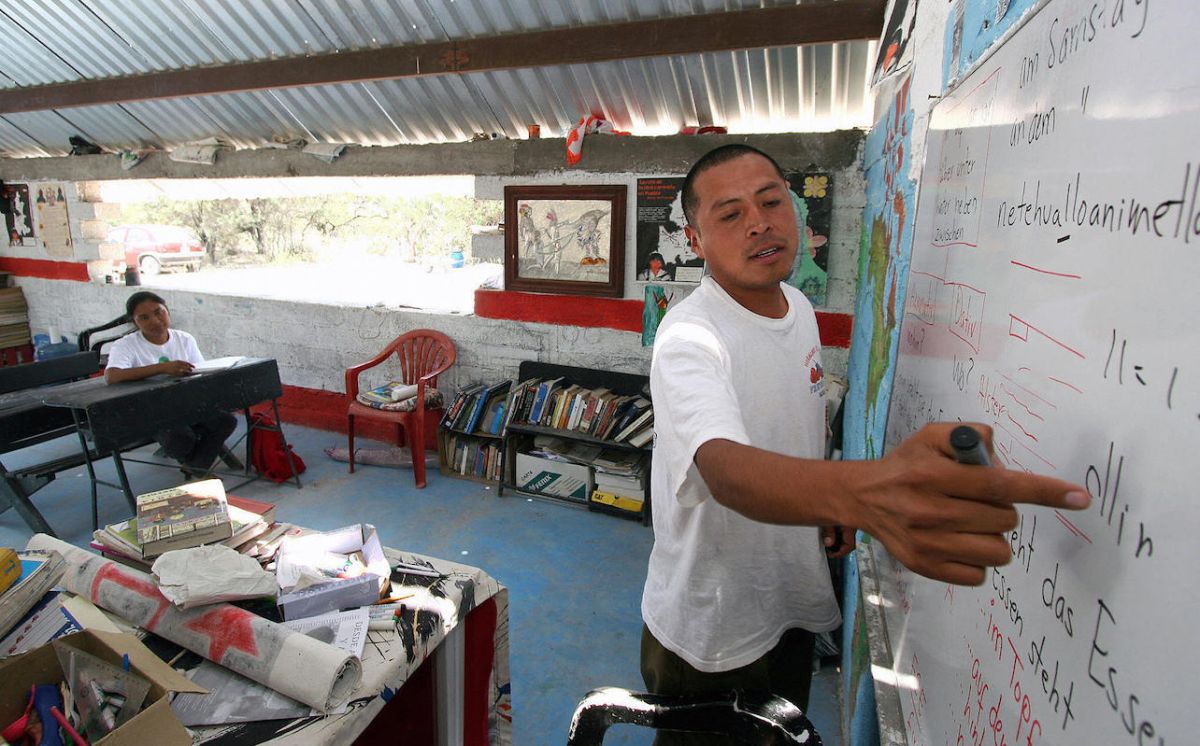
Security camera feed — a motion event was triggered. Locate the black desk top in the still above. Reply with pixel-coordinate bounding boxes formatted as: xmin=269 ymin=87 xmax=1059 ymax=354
xmin=41 ymin=358 xmax=282 ymax=452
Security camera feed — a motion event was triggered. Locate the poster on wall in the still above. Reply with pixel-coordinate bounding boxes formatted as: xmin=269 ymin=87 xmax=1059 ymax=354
xmin=35 ymin=184 xmax=72 ymax=257
xmin=2 ymin=183 xmax=36 ymax=247
xmin=872 ymin=0 xmax=919 ymax=86
xmin=634 ymin=173 xmax=833 ymax=304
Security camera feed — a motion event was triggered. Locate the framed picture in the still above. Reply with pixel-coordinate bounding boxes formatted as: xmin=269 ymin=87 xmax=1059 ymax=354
xmin=504 ymin=185 xmax=626 ymax=297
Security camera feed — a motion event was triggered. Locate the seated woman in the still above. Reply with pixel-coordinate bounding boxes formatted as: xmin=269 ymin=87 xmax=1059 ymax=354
xmin=104 ymin=291 xmax=237 ymax=475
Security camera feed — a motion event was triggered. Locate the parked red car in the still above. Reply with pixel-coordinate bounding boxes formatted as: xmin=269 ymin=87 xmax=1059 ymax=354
xmin=107 ymin=224 xmax=207 ymax=275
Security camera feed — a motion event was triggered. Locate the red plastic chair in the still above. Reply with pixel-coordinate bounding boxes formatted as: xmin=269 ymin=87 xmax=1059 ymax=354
xmin=345 ymin=330 xmax=456 ymax=488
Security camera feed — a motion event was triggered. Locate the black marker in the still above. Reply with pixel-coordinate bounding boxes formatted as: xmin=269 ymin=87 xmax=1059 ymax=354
xmin=950 ymin=425 xmax=991 ymax=466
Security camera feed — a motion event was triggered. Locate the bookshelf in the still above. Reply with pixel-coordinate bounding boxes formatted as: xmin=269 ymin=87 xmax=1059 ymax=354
xmin=497 ymin=361 xmax=653 ymax=524
xmin=437 ymin=379 xmax=510 ymax=484
xmin=437 ymin=427 xmax=503 ymax=484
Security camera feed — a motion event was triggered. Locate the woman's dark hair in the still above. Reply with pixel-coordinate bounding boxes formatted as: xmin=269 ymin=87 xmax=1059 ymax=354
xmin=125 ymin=290 xmax=167 ymax=319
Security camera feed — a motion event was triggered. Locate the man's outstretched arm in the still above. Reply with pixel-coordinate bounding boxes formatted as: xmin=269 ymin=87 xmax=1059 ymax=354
xmin=694 ymin=422 xmax=1090 ymax=585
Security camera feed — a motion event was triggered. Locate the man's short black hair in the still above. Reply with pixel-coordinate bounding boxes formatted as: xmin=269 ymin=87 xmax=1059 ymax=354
xmin=125 ymin=290 xmax=167 ymax=319
xmin=681 ymin=144 xmax=788 ymax=228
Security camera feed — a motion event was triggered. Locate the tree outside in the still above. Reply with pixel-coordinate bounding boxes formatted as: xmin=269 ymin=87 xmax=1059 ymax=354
xmin=117 ymin=193 xmax=501 ymax=268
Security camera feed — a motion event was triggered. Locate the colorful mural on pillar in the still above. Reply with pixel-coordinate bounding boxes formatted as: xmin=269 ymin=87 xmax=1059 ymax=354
xmin=845 ymin=75 xmax=917 ymax=463
xmin=840 ymin=74 xmax=917 ymax=746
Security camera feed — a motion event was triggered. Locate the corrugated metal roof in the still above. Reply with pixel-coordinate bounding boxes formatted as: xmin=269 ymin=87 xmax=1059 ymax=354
xmin=0 ymin=0 xmax=877 ymax=158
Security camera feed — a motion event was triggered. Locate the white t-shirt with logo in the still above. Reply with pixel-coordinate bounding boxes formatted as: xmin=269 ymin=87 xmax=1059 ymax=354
xmin=641 ymin=277 xmax=840 ymax=673
xmin=105 ymin=329 xmax=204 ymax=371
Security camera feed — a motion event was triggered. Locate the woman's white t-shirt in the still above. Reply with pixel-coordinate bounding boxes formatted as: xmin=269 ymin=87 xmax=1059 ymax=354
xmin=640 ymin=277 xmax=841 ymax=672
xmin=105 ymin=329 xmax=204 ymax=370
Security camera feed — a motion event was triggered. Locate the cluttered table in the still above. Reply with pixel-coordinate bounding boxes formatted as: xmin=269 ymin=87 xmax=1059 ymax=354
xmin=5 ymin=527 xmax=511 ymax=745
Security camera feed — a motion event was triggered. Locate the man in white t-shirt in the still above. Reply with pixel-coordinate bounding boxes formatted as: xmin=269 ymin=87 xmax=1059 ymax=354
xmin=105 ymin=291 xmax=237 ymax=475
xmin=640 ymin=145 xmax=1091 ymax=740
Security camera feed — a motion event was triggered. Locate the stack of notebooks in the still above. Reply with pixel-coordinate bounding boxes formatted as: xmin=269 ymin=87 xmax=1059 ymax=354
xmin=90 ymin=479 xmax=292 ymax=570
xmin=0 ymin=547 xmax=67 ymax=641
xmin=500 ymin=377 xmax=654 ymax=446
xmin=0 ymin=286 xmax=32 ymax=349
xmin=591 ymin=451 xmax=647 ymax=516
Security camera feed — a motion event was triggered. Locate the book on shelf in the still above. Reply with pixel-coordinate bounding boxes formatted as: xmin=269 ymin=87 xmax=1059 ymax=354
xmin=517 ymin=379 xmax=539 ymax=424
xmin=591 ymin=394 xmax=629 ymax=439
xmin=458 ymin=380 xmax=509 ymax=434
xmin=0 ymin=549 xmax=66 ymax=640
xmin=442 ymin=383 xmax=483 ymax=428
xmin=614 ymin=408 xmax=654 ymax=443
xmin=478 ymin=380 xmax=515 ymax=435
xmin=446 ymin=383 xmax=484 ymax=430
xmin=502 ymin=378 xmax=538 ymax=434
xmin=594 ymin=469 xmax=645 ymax=497
xmin=545 ymin=384 xmax=574 ymax=429
xmin=529 ymin=377 xmax=565 ymax=424
xmin=444 ymin=430 xmax=502 ymax=481
xmin=597 ymin=396 xmax=640 ymax=440
xmin=576 ymin=390 xmax=593 ymax=430
xmin=578 ymin=389 xmax=611 ymax=434
xmin=627 ymin=424 xmax=655 ymax=448
xmin=592 ymin=449 xmax=645 ymax=476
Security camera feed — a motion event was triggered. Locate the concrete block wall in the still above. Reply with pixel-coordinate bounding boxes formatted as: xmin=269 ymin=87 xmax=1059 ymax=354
xmin=19 ymin=278 xmax=650 ymax=397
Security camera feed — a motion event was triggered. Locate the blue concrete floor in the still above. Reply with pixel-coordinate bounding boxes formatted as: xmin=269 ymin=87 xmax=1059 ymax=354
xmin=0 ymin=422 xmax=843 ymax=744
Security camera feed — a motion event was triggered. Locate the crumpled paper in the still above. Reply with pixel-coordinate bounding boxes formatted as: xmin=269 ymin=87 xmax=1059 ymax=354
xmin=303 ymin=142 xmax=348 ymax=163
xmin=169 ymin=137 xmax=225 ymax=165
xmin=152 ymin=544 xmax=278 ymax=609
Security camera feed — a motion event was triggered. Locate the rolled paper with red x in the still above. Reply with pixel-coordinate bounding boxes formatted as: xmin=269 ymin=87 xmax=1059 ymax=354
xmin=27 ymin=534 xmax=361 ymax=712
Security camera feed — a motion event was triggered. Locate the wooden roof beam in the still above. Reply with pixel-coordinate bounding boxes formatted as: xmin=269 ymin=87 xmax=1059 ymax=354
xmin=0 ymin=1 xmax=884 ymax=114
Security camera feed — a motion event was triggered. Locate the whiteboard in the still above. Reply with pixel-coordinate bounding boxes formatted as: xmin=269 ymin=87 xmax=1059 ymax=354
xmin=874 ymin=1 xmax=1198 ymax=744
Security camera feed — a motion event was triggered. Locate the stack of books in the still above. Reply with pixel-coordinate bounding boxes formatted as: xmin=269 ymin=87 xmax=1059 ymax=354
xmin=505 ymin=378 xmax=654 ymax=445
xmin=0 ymin=548 xmax=66 ymax=641
xmin=442 ymin=380 xmax=514 ymax=435
xmin=591 ymin=451 xmax=647 ymax=516
xmin=441 ymin=431 xmax=504 ymax=481
xmin=0 ymin=286 xmax=32 ymax=348
xmin=90 ymin=480 xmax=287 ymax=569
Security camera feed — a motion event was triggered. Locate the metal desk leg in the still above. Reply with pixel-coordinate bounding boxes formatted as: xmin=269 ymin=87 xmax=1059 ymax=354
xmin=110 ymin=452 xmax=137 ymax=514
xmin=70 ymin=410 xmax=103 ymax=530
xmin=242 ymin=408 xmax=254 ymax=474
xmin=0 ymin=468 xmax=55 ymax=536
xmin=269 ymin=399 xmax=303 ymax=488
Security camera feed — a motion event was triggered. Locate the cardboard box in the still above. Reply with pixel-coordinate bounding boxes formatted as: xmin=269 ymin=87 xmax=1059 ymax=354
xmin=275 ymin=523 xmax=390 ymax=595
xmin=514 ymin=452 xmax=592 ymax=500
xmin=0 ymin=629 xmax=204 ymax=746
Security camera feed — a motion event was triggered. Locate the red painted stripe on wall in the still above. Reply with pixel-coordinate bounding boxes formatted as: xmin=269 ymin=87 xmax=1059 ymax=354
xmin=476 ymin=288 xmax=853 ymax=347
xmin=0 ymin=257 xmax=90 ymax=281
xmin=474 ymin=289 xmax=643 ymax=332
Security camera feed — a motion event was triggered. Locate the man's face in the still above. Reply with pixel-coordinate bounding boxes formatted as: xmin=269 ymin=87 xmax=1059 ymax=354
xmin=132 ymin=300 xmax=171 ymax=343
xmin=684 ymin=154 xmax=798 ymax=302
